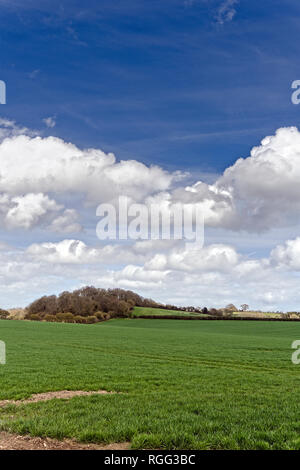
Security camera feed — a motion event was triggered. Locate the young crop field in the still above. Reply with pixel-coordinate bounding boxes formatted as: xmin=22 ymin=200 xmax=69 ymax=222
xmin=0 ymin=318 xmax=300 ymax=449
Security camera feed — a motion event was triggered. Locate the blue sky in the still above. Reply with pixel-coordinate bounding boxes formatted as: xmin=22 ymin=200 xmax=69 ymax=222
xmin=1 ymin=0 xmax=300 ymax=173
xmin=1 ymin=1 xmax=300 ymax=310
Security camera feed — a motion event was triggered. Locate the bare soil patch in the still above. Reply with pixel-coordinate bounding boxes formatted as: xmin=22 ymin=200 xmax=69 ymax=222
xmin=0 ymin=389 xmax=116 ymax=407
xmin=0 ymin=432 xmax=130 ymax=450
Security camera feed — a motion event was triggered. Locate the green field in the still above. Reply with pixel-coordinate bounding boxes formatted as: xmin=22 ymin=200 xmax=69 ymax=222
xmin=1 ymin=318 xmax=300 ymax=449
xmin=132 ymin=306 xmax=205 ymax=317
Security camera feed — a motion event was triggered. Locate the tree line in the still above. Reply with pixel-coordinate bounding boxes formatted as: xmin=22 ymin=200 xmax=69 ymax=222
xmin=25 ymin=286 xmax=162 ymax=323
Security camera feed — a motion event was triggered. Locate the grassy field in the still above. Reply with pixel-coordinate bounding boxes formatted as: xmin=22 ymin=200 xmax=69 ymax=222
xmin=133 ymin=307 xmax=282 ymax=319
xmin=0 ymin=318 xmax=300 ymax=449
xmin=132 ymin=306 xmax=205 ymax=317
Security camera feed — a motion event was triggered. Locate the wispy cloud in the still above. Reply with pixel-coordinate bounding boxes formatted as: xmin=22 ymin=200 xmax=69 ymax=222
xmin=216 ymin=0 xmax=239 ymax=24
xmin=43 ymin=116 xmax=56 ymax=128
xmin=183 ymin=0 xmax=197 ymax=6
xmin=28 ymin=69 xmax=40 ymax=80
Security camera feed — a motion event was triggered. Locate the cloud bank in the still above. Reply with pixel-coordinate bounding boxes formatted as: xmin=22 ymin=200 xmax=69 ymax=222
xmin=0 ymin=119 xmax=300 ymax=310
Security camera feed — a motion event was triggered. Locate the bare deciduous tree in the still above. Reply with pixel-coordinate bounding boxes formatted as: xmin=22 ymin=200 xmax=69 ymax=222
xmin=240 ymin=304 xmax=249 ymax=311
